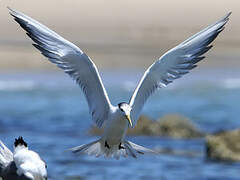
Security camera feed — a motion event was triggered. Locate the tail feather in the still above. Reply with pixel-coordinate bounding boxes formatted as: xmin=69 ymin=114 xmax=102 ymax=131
xmin=70 ymin=139 xmax=156 ymax=159
xmin=124 ymin=143 xmax=137 ymax=158
xmin=125 ymin=140 xmax=156 ymax=154
xmin=70 ymin=139 xmax=102 ymax=157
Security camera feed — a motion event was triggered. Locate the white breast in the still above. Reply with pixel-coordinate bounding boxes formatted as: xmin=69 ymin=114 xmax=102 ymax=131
xmin=103 ymin=107 xmax=128 ymax=145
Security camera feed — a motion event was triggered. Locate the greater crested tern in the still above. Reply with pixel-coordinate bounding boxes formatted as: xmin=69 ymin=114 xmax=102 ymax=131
xmin=0 ymin=137 xmax=47 ymax=180
xmin=8 ymin=8 xmax=231 ymax=159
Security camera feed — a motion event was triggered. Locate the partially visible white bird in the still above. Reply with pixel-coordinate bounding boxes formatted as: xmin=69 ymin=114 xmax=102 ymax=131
xmin=8 ymin=7 xmax=231 ymax=159
xmin=0 ymin=137 xmax=47 ymax=180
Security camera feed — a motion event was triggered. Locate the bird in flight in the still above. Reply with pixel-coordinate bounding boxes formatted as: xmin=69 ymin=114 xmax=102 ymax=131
xmin=9 ymin=7 xmax=231 ymax=159
xmin=0 ymin=137 xmax=47 ymax=180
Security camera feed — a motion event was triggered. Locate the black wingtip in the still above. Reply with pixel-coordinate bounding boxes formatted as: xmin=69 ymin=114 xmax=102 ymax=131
xmin=226 ymin=12 xmax=232 ymax=18
xmin=7 ymin=6 xmax=15 ymax=16
xmin=8 ymin=8 xmax=20 ymax=23
xmin=14 ymin=136 xmax=27 ymax=147
xmin=221 ymin=12 xmax=232 ymax=23
xmin=7 ymin=6 xmax=12 ymax=11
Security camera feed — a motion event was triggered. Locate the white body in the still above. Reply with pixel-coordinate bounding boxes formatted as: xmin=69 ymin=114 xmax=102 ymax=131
xmin=14 ymin=146 xmax=47 ymax=180
xmin=103 ymin=107 xmax=128 ymax=146
xmin=0 ymin=140 xmax=47 ymax=180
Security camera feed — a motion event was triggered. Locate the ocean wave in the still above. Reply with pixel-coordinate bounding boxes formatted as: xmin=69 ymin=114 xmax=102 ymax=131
xmin=222 ymin=78 xmax=240 ymax=89
xmin=0 ymin=80 xmax=36 ymax=91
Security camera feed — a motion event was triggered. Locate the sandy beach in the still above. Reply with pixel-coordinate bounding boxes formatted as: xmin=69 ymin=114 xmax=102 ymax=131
xmin=0 ymin=0 xmax=239 ymax=70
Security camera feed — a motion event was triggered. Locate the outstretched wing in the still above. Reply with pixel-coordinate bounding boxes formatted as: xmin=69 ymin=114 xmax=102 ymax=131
xmin=129 ymin=12 xmax=231 ymax=127
xmin=9 ymin=8 xmax=112 ymax=127
xmin=0 ymin=141 xmax=13 ymax=167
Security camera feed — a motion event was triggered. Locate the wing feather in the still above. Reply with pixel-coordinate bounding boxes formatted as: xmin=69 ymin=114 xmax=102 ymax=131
xmin=129 ymin=12 xmax=231 ymax=126
xmin=9 ymin=7 xmax=112 ymax=127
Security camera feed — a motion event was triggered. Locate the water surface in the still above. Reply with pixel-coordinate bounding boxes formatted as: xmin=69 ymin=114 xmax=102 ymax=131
xmin=0 ymin=69 xmax=240 ymax=180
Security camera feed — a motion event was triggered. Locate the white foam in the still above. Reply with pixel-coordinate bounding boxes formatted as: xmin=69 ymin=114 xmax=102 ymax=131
xmin=0 ymin=80 xmax=36 ymax=91
xmin=123 ymin=81 xmax=136 ymax=91
xmin=222 ymin=78 xmax=240 ymax=89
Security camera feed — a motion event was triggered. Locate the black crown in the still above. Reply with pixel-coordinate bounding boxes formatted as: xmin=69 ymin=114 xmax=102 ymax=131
xmin=14 ymin=136 xmax=27 ymax=147
xmin=118 ymin=102 xmax=128 ymax=108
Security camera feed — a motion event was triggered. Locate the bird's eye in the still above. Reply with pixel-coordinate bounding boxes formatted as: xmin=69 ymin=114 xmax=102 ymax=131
xmin=120 ymin=108 xmax=124 ymax=112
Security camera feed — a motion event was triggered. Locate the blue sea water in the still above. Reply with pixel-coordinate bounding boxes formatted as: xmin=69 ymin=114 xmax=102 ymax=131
xmin=0 ymin=69 xmax=240 ymax=180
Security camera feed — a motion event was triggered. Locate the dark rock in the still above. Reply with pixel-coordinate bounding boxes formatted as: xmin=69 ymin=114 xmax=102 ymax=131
xmin=156 ymin=147 xmax=202 ymax=158
xmin=88 ymin=125 xmax=103 ymax=136
xmin=127 ymin=115 xmax=156 ymax=136
xmin=89 ymin=114 xmax=204 ymax=138
xmin=155 ymin=114 xmax=204 ymax=138
xmin=206 ymin=129 xmax=240 ymax=162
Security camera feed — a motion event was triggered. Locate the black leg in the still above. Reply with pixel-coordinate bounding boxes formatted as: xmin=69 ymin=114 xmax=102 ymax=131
xmin=105 ymin=141 xmax=110 ymax=149
xmin=118 ymin=143 xmax=125 ymax=150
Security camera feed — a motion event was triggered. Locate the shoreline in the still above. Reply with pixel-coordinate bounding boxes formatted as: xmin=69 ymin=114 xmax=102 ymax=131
xmin=0 ymin=44 xmax=239 ymax=70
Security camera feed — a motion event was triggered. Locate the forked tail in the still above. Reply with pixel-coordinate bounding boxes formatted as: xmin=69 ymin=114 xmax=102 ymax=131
xmin=70 ymin=138 xmax=156 ymax=159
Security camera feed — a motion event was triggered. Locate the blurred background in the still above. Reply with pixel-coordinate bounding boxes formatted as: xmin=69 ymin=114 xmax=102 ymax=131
xmin=1 ymin=0 xmax=240 ymax=180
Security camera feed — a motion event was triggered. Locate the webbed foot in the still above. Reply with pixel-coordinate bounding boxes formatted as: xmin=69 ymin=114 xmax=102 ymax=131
xmin=105 ymin=141 xmax=110 ymax=149
xmin=118 ymin=143 xmax=125 ymax=150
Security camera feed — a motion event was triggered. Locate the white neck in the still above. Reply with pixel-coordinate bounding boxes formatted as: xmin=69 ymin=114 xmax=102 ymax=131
xmin=14 ymin=145 xmax=28 ymax=153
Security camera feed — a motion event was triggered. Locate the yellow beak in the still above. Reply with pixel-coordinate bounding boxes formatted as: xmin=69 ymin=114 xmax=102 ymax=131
xmin=126 ymin=114 xmax=133 ymax=128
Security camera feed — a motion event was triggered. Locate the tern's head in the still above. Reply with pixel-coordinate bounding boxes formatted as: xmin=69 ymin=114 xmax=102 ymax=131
xmin=118 ymin=102 xmax=133 ymax=127
xmin=14 ymin=136 xmax=28 ymax=149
